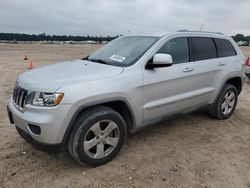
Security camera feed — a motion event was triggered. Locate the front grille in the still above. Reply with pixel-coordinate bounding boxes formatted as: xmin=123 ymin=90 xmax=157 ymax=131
xmin=13 ymin=86 xmax=28 ymax=110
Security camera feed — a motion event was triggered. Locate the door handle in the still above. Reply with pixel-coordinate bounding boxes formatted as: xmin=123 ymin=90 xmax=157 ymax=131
xmin=218 ymin=62 xmax=225 ymax=66
xmin=183 ymin=67 xmax=193 ymax=72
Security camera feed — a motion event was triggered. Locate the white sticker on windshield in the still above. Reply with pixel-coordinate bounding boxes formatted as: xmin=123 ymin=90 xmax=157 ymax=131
xmin=109 ymin=55 xmax=126 ymax=62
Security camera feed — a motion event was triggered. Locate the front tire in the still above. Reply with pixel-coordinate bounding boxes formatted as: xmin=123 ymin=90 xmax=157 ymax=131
xmin=67 ymin=106 xmax=126 ymax=166
xmin=209 ymin=84 xmax=238 ymax=120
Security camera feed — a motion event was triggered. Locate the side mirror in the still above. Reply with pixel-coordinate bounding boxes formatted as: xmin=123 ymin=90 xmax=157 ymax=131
xmin=146 ymin=53 xmax=173 ymax=69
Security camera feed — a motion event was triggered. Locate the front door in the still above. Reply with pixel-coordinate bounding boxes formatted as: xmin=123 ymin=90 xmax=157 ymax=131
xmin=143 ymin=37 xmax=197 ymax=122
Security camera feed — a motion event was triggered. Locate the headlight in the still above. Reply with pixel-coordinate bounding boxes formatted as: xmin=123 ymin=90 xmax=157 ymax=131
xmin=25 ymin=92 xmax=64 ymax=107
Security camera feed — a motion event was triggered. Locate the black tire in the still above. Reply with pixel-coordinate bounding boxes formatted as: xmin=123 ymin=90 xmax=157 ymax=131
xmin=67 ymin=106 xmax=126 ymax=166
xmin=248 ymin=75 xmax=250 ymax=80
xmin=209 ymin=84 xmax=238 ymax=120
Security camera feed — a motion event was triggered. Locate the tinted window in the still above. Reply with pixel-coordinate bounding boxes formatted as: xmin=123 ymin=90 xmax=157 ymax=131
xmin=214 ymin=38 xmax=236 ymax=57
xmin=192 ymin=37 xmax=217 ymax=61
xmin=157 ymin=37 xmax=189 ymax=64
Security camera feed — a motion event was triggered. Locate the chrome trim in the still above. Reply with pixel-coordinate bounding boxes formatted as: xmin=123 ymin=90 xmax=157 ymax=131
xmin=12 ymin=86 xmax=28 ymax=112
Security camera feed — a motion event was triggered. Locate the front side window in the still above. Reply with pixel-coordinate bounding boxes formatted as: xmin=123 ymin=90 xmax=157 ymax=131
xmin=88 ymin=36 xmax=159 ymax=67
xmin=157 ymin=37 xmax=189 ymax=64
xmin=192 ymin=37 xmax=217 ymax=61
xmin=214 ymin=38 xmax=237 ymax=58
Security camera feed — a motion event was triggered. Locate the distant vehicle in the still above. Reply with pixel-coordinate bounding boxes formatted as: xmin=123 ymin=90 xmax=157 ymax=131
xmin=7 ymin=31 xmax=245 ymax=166
xmin=245 ymin=57 xmax=250 ymax=80
xmin=85 ymin=40 xmax=97 ymax=44
xmin=237 ymin=41 xmax=249 ymax=46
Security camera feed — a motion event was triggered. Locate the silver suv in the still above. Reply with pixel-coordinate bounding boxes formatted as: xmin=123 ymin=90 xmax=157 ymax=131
xmin=7 ymin=31 xmax=245 ymax=166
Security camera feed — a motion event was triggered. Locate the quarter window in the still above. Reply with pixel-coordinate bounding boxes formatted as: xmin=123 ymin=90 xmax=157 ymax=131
xmin=214 ymin=38 xmax=237 ymax=57
xmin=157 ymin=37 xmax=189 ymax=64
xmin=192 ymin=37 xmax=217 ymax=61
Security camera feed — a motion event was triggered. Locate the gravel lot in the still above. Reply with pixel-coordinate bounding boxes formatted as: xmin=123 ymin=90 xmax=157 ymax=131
xmin=0 ymin=44 xmax=250 ymax=188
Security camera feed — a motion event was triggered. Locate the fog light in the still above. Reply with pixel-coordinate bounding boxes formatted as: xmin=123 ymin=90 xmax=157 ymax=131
xmin=28 ymin=124 xmax=41 ymax=135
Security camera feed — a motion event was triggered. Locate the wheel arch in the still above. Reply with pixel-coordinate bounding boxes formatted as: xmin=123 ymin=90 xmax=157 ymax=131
xmin=224 ymin=77 xmax=243 ymax=94
xmin=61 ymin=98 xmax=136 ymax=145
xmin=212 ymin=76 xmax=243 ymax=105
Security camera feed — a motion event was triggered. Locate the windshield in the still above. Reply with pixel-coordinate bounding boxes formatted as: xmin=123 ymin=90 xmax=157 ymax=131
xmin=88 ymin=36 xmax=159 ymax=67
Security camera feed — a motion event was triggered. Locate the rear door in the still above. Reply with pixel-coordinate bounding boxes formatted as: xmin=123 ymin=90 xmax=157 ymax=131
xmin=189 ymin=37 xmax=223 ymax=105
xmin=213 ymin=38 xmax=239 ymax=75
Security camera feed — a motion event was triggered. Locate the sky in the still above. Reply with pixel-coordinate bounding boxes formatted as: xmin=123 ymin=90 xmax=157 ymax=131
xmin=0 ymin=0 xmax=249 ymax=36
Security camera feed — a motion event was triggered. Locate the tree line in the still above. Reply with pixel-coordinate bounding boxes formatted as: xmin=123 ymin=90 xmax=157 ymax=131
xmin=0 ymin=32 xmax=249 ymax=43
xmin=231 ymin=34 xmax=250 ymax=43
xmin=0 ymin=33 xmax=118 ymax=42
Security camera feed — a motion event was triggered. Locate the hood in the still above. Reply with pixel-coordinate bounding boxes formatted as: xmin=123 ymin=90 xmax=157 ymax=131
xmin=17 ymin=60 xmax=124 ymax=92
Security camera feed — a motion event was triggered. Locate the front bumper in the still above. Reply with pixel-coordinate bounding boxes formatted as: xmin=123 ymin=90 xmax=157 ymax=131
xmin=8 ymin=98 xmax=77 ymax=145
xmin=15 ymin=126 xmax=62 ymax=152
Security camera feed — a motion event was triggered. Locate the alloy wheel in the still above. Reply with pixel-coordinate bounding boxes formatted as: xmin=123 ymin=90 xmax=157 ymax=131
xmin=83 ymin=120 xmax=120 ymax=159
xmin=221 ymin=91 xmax=235 ymax=115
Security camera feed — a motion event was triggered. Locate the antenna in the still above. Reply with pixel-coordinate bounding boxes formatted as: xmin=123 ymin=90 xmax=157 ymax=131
xmin=200 ymin=24 xmax=203 ymax=31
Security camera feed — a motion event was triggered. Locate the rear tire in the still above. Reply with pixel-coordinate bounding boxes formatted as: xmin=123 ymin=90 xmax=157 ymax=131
xmin=209 ymin=84 xmax=238 ymax=120
xmin=67 ymin=106 xmax=126 ymax=166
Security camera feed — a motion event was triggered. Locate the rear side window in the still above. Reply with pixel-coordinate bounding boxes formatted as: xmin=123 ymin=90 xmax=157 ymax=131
xmin=214 ymin=38 xmax=237 ymax=57
xmin=157 ymin=37 xmax=189 ymax=64
xmin=192 ymin=37 xmax=217 ymax=61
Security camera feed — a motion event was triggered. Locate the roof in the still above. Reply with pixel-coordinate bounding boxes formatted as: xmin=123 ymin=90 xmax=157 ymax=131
xmin=176 ymin=30 xmax=223 ymax=35
xmin=124 ymin=30 xmax=225 ymax=38
xmin=125 ymin=32 xmax=169 ymax=37
xmin=176 ymin=30 xmax=224 ymax=35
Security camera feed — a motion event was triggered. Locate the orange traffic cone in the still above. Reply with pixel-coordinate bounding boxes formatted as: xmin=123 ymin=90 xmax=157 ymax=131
xmin=24 ymin=55 xmax=28 ymax=60
xmin=28 ymin=61 xmax=33 ymax=69
xmin=245 ymin=57 xmax=250 ymax=66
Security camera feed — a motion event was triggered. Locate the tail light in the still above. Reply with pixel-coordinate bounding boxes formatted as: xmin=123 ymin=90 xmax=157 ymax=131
xmin=245 ymin=57 xmax=250 ymax=66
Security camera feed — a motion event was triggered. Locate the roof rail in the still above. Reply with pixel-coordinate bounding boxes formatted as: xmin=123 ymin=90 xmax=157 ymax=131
xmin=176 ymin=30 xmax=224 ymax=35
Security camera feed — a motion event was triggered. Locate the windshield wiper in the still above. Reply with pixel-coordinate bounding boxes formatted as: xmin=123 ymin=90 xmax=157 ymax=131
xmin=81 ymin=56 xmax=109 ymax=65
xmin=87 ymin=58 xmax=108 ymax=65
xmin=81 ymin=56 xmax=89 ymax=60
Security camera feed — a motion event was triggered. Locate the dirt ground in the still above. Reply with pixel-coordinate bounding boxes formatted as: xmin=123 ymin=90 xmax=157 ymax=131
xmin=0 ymin=44 xmax=250 ymax=188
